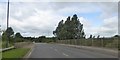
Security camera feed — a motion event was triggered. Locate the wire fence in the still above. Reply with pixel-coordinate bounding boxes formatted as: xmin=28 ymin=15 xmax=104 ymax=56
xmin=55 ymin=37 xmax=118 ymax=49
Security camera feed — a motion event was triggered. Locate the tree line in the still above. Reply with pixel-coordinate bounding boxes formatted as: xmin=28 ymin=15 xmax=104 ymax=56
xmin=2 ymin=27 xmax=54 ymax=44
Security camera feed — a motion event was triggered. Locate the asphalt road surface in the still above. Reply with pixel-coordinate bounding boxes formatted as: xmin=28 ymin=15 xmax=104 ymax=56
xmin=29 ymin=43 xmax=117 ymax=58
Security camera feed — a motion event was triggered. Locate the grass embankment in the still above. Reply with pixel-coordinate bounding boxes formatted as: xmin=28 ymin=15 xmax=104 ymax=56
xmin=2 ymin=48 xmax=30 ymax=59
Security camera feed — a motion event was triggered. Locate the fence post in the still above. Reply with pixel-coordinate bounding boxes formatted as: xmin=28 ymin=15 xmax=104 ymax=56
xmin=101 ymin=38 xmax=103 ymax=47
xmin=85 ymin=40 xmax=87 ymax=46
xmin=92 ymin=38 xmax=93 ymax=46
xmin=73 ymin=39 xmax=75 ymax=45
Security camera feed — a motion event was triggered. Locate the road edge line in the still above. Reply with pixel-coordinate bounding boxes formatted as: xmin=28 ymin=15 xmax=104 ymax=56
xmin=23 ymin=43 xmax=35 ymax=59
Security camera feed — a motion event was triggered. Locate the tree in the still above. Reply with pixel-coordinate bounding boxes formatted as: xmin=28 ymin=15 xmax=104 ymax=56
xmin=6 ymin=27 xmax=14 ymax=43
xmin=3 ymin=27 xmax=14 ymax=41
xmin=38 ymin=36 xmax=46 ymax=42
xmin=53 ymin=14 xmax=85 ymax=39
xmin=64 ymin=16 xmax=71 ymax=39
xmin=5 ymin=27 xmax=14 ymax=37
xmin=113 ymin=35 xmax=119 ymax=37
xmin=2 ymin=27 xmax=14 ymax=47
xmin=15 ymin=32 xmax=23 ymax=38
xmin=93 ymin=36 xmax=95 ymax=38
xmin=97 ymin=35 xmax=100 ymax=38
xmin=89 ymin=35 xmax=92 ymax=38
xmin=15 ymin=32 xmax=23 ymax=42
xmin=53 ymin=20 xmax=64 ymax=40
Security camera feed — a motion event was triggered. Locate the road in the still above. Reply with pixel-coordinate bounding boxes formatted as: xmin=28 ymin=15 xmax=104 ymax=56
xmin=29 ymin=43 xmax=117 ymax=58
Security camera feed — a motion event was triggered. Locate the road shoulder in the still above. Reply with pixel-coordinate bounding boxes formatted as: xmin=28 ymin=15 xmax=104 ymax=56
xmin=23 ymin=42 xmax=35 ymax=58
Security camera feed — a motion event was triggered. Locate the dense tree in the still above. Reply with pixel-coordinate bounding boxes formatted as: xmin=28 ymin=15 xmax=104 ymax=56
xmin=5 ymin=27 xmax=14 ymax=37
xmin=15 ymin=32 xmax=23 ymax=38
xmin=54 ymin=20 xmax=64 ymax=40
xmin=2 ymin=27 xmax=14 ymax=41
xmin=15 ymin=32 xmax=23 ymax=42
xmin=89 ymin=35 xmax=92 ymax=38
xmin=39 ymin=36 xmax=46 ymax=39
xmin=2 ymin=27 xmax=14 ymax=47
xmin=113 ymin=35 xmax=120 ymax=37
xmin=69 ymin=14 xmax=85 ymax=39
xmin=64 ymin=16 xmax=72 ymax=39
xmin=97 ymin=35 xmax=100 ymax=38
xmin=93 ymin=36 xmax=95 ymax=38
xmin=53 ymin=14 xmax=85 ymax=40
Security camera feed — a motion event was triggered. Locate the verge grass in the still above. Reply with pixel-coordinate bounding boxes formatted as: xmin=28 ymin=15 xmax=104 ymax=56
xmin=2 ymin=48 xmax=30 ymax=58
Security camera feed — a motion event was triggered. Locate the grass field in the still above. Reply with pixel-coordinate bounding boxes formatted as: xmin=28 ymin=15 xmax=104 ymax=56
xmin=2 ymin=48 xmax=30 ymax=59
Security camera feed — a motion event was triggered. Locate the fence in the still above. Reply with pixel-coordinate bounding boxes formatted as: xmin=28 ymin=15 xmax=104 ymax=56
xmin=55 ymin=37 xmax=118 ymax=49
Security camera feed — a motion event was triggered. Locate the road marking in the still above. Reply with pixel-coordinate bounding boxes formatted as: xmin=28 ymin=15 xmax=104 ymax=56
xmin=28 ymin=51 xmax=32 ymax=57
xmin=27 ymin=47 xmax=34 ymax=58
xmin=62 ymin=53 xmax=69 ymax=57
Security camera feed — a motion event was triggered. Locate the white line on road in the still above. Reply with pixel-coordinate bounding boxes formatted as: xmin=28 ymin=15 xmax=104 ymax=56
xmin=27 ymin=47 xmax=34 ymax=58
xmin=28 ymin=51 xmax=32 ymax=57
xmin=62 ymin=53 xmax=69 ymax=57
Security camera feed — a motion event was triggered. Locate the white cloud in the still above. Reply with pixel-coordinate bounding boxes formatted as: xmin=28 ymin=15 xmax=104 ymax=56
xmin=77 ymin=16 xmax=118 ymax=38
xmin=1 ymin=2 xmax=118 ymax=38
xmin=79 ymin=17 xmax=92 ymax=27
xmin=8 ymin=8 xmax=66 ymax=37
xmin=78 ymin=17 xmax=93 ymax=38
xmin=14 ymin=10 xmax=22 ymax=17
xmin=57 ymin=5 xmax=99 ymax=14
xmin=99 ymin=16 xmax=118 ymax=36
xmin=6 ymin=0 xmax=120 ymax=2
xmin=91 ymin=16 xmax=118 ymax=37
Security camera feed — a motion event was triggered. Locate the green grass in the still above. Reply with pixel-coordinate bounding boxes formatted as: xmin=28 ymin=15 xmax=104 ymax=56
xmin=2 ymin=48 xmax=30 ymax=58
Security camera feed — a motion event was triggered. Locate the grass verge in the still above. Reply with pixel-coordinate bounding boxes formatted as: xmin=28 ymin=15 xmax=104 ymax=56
xmin=2 ymin=48 xmax=30 ymax=60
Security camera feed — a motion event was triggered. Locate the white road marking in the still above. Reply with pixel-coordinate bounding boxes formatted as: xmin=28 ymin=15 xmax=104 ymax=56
xmin=28 ymin=47 xmax=34 ymax=58
xmin=62 ymin=53 xmax=69 ymax=57
xmin=28 ymin=51 xmax=32 ymax=57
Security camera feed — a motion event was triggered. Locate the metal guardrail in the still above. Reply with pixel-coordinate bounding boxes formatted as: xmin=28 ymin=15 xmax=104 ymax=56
xmin=0 ymin=46 xmax=14 ymax=52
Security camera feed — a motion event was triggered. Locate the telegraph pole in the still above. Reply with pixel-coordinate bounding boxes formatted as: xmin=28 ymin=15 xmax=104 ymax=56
xmin=7 ymin=0 xmax=9 ymax=28
xmin=6 ymin=0 xmax=9 ymax=48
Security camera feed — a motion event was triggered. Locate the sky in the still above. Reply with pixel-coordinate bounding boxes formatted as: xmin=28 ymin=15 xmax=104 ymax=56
xmin=0 ymin=0 xmax=119 ymax=38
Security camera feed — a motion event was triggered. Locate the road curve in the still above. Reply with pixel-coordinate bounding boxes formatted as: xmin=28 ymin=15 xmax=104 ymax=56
xmin=29 ymin=43 xmax=117 ymax=58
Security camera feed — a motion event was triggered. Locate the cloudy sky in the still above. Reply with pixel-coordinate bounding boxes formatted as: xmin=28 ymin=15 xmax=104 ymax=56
xmin=0 ymin=0 xmax=118 ymax=38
